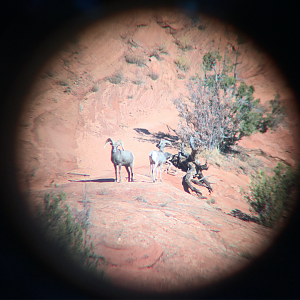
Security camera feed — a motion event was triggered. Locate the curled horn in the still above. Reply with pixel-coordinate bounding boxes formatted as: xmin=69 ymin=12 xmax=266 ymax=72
xmin=104 ymin=138 xmax=114 ymax=148
xmin=116 ymin=140 xmax=125 ymax=151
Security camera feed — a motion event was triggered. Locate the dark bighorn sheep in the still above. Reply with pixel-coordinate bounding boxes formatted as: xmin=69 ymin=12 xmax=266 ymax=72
xmin=149 ymin=139 xmax=172 ymax=182
xmin=104 ymin=138 xmax=134 ymax=182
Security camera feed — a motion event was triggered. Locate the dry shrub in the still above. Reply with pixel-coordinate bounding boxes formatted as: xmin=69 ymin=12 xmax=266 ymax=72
xmin=174 ymin=56 xmax=190 ymax=72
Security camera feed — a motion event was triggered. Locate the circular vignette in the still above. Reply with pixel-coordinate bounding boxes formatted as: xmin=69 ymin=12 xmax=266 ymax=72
xmin=1 ymin=1 xmax=300 ymax=299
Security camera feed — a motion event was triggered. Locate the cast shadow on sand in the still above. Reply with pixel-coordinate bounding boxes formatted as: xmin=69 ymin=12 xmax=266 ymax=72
xmin=68 ymin=178 xmax=116 ymax=183
xmin=133 ymin=127 xmax=180 ymax=146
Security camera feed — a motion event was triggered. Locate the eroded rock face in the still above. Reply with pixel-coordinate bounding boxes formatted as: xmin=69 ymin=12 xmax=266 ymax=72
xmin=15 ymin=8 xmax=299 ymax=294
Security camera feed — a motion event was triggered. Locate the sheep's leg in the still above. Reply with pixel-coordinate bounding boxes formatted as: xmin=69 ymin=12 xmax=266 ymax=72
xmin=125 ymin=166 xmax=131 ymax=182
xmin=118 ymin=165 xmax=122 ymax=183
xmin=130 ymin=164 xmax=134 ymax=182
xmin=153 ymin=163 xmax=158 ymax=182
xmin=114 ymin=165 xmax=118 ymax=182
xmin=159 ymin=164 xmax=163 ymax=182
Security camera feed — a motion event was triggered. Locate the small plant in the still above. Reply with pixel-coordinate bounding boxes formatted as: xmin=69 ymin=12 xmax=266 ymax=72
xmin=58 ymin=80 xmax=69 ymax=86
xmin=92 ymin=84 xmax=99 ymax=92
xmin=240 ymin=251 xmax=255 ymax=260
xmin=242 ymin=162 xmax=300 ymax=227
xmin=260 ymin=93 xmax=286 ymax=132
xmin=45 ymin=70 xmax=55 ymax=78
xmin=64 ymin=87 xmax=71 ymax=94
xmin=210 ymin=198 xmax=216 ymax=204
xmin=98 ymin=188 xmax=109 ymax=195
xmin=136 ymin=195 xmax=146 ymax=202
xmin=174 ymin=56 xmax=190 ymax=72
xmin=128 ymin=39 xmax=139 ymax=48
xmin=107 ymin=72 xmax=123 ymax=84
xmin=150 ymin=50 xmax=161 ymax=61
xmin=148 ymin=71 xmax=159 ymax=81
xmin=132 ymin=79 xmax=143 ymax=85
xmin=125 ymin=55 xmax=145 ymax=67
xmin=175 ymin=37 xmax=193 ymax=51
xmin=198 ymin=24 xmax=207 ymax=31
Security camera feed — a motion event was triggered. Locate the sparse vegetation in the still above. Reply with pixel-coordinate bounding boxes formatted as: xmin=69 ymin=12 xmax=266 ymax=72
xmin=58 ymin=80 xmax=69 ymax=86
xmin=125 ymin=55 xmax=145 ymax=67
xmin=98 ymin=188 xmax=109 ymax=195
xmin=64 ymin=87 xmax=71 ymax=94
xmin=128 ymin=39 xmax=139 ymax=48
xmin=79 ymin=103 xmax=83 ymax=112
xmin=45 ymin=70 xmax=55 ymax=78
xmin=174 ymin=56 xmax=190 ymax=72
xmin=175 ymin=37 xmax=193 ymax=51
xmin=150 ymin=50 xmax=162 ymax=61
xmin=132 ymin=79 xmax=143 ymax=85
xmin=242 ymin=162 xmax=300 ymax=227
xmin=36 ymin=192 xmax=105 ymax=273
xmin=148 ymin=71 xmax=159 ymax=81
xmin=107 ymin=72 xmax=123 ymax=84
xmin=240 ymin=251 xmax=255 ymax=260
xmin=92 ymin=84 xmax=99 ymax=92
xmin=198 ymin=24 xmax=207 ymax=31
xmin=136 ymin=195 xmax=146 ymax=202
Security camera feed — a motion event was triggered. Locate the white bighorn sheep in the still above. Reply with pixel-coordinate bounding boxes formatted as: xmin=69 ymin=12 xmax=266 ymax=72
xmin=104 ymin=138 xmax=134 ymax=182
xmin=149 ymin=139 xmax=172 ymax=182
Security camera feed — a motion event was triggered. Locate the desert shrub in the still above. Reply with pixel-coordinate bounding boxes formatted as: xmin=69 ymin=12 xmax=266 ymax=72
xmin=174 ymin=56 xmax=190 ymax=72
xmin=198 ymin=24 xmax=207 ymax=31
xmin=173 ymin=50 xmax=286 ymax=151
xmin=150 ymin=50 xmax=162 ymax=61
xmin=92 ymin=84 xmax=99 ymax=92
xmin=107 ymin=72 xmax=123 ymax=84
xmin=148 ymin=71 xmax=159 ymax=81
xmin=132 ymin=79 xmax=143 ymax=85
xmin=260 ymin=93 xmax=286 ymax=132
xmin=242 ymin=162 xmax=300 ymax=227
xmin=37 ymin=192 xmax=104 ymax=272
xmin=125 ymin=55 xmax=145 ymax=66
xmin=175 ymin=37 xmax=193 ymax=51
xmin=45 ymin=70 xmax=55 ymax=78
xmin=58 ymin=80 xmax=69 ymax=86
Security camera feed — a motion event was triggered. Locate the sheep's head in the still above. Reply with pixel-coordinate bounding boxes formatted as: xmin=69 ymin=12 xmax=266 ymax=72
xmin=104 ymin=138 xmax=114 ymax=148
xmin=160 ymin=139 xmax=172 ymax=147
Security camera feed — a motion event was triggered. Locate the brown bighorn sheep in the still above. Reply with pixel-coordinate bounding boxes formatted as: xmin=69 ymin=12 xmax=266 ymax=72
xmin=149 ymin=139 xmax=172 ymax=182
xmin=104 ymin=138 xmax=134 ymax=182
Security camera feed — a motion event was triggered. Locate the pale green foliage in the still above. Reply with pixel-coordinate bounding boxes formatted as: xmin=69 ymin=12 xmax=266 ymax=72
xmin=242 ymin=163 xmax=300 ymax=227
xmin=173 ymin=50 xmax=286 ymax=151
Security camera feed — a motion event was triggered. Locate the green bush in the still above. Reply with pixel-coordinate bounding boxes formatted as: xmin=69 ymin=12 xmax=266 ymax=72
xmin=173 ymin=50 xmax=286 ymax=151
xmin=37 ymin=192 xmax=104 ymax=272
xmin=242 ymin=162 xmax=300 ymax=227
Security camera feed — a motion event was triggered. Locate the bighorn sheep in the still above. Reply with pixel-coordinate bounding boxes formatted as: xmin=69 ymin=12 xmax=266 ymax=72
xmin=149 ymin=139 xmax=172 ymax=182
xmin=104 ymin=138 xmax=134 ymax=182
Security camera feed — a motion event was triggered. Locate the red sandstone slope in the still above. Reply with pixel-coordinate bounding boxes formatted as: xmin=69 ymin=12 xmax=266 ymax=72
xmin=15 ymin=9 xmax=299 ymax=293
